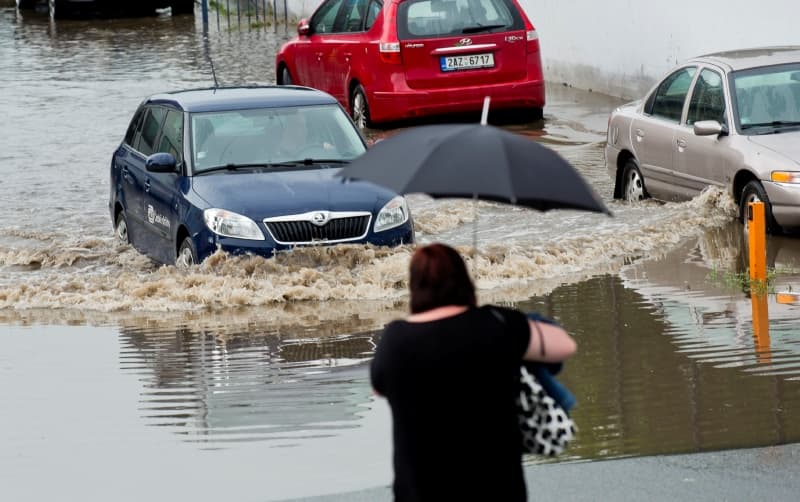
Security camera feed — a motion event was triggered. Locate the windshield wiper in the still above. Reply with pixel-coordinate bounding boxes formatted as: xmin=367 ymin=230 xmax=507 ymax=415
xmin=742 ymin=120 xmax=800 ymax=131
xmin=461 ymin=24 xmax=505 ymax=33
xmin=196 ymin=163 xmax=268 ymax=174
xmin=278 ymin=159 xmax=350 ymax=166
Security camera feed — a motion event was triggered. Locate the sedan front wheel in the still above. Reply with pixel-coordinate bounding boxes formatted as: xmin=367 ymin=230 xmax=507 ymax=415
xmin=740 ymin=180 xmax=779 ymax=235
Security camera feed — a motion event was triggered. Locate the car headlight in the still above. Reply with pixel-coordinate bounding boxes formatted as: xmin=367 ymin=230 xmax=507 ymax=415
xmin=771 ymin=171 xmax=800 ymax=184
xmin=203 ymin=208 xmax=265 ymax=240
xmin=374 ymin=196 xmax=410 ymax=232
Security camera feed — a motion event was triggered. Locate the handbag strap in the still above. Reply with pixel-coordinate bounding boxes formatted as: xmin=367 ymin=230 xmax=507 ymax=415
xmin=491 ymin=307 xmax=547 ymax=357
xmin=533 ymin=318 xmax=546 ymax=357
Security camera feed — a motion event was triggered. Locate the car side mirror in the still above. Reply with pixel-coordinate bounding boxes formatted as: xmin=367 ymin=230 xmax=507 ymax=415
xmin=297 ymin=19 xmax=310 ymax=36
xmin=146 ymin=152 xmax=178 ymax=173
xmin=693 ymin=120 xmax=727 ymax=137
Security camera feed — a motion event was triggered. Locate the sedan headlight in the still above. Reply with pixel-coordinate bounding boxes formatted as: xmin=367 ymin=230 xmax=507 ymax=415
xmin=203 ymin=208 xmax=265 ymax=240
xmin=771 ymin=171 xmax=800 ymax=184
xmin=374 ymin=196 xmax=410 ymax=232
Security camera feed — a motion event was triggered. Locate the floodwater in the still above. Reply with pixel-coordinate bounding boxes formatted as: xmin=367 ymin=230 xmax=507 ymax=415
xmin=2 ymin=3 xmax=800 ymax=501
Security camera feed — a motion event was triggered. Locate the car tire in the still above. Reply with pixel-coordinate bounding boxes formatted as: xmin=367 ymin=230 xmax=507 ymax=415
xmin=622 ymin=158 xmax=648 ymax=202
xmin=115 ymin=211 xmax=129 ymax=244
xmin=280 ymin=66 xmax=293 ymax=86
xmin=740 ymin=180 xmax=780 ymax=235
xmin=176 ymin=236 xmax=198 ymax=268
xmin=351 ymin=84 xmax=371 ymax=130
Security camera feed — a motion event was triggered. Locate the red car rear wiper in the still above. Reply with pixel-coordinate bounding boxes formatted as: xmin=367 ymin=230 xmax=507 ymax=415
xmin=461 ymin=24 xmax=505 ymax=34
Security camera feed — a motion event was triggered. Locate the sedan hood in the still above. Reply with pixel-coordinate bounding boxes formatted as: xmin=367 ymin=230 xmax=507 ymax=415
xmin=748 ymin=131 xmax=800 ymax=167
xmin=190 ymin=168 xmax=396 ymax=217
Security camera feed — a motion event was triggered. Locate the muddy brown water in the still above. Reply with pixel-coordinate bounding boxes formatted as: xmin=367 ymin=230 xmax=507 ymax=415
xmin=2 ymin=4 xmax=800 ymax=500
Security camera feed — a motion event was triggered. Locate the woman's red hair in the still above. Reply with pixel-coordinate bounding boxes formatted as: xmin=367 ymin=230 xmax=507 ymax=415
xmin=409 ymin=243 xmax=476 ymax=313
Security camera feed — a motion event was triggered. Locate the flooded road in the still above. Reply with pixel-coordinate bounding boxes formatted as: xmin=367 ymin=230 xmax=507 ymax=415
xmin=2 ymin=3 xmax=800 ymax=501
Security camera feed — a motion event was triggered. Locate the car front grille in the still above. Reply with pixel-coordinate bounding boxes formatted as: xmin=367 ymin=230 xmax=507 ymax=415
xmin=264 ymin=211 xmax=371 ymax=245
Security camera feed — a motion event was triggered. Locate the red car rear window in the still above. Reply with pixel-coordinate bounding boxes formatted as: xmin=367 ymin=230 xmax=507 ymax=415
xmin=396 ymin=0 xmax=524 ymax=40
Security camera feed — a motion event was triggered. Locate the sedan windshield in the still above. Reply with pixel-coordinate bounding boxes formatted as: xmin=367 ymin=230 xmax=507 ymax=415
xmin=191 ymin=104 xmax=366 ymax=173
xmin=733 ymin=63 xmax=800 ymax=132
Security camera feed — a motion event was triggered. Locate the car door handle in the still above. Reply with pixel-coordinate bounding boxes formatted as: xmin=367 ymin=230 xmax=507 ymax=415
xmin=121 ymin=166 xmax=129 ymax=179
xmin=343 ymin=52 xmax=352 ymax=62
xmin=635 ymin=128 xmax=644 ymax=142
xmin=144 ymin=179 xmax=151 ymax=192
xmin=676 ymin=139 xmax=687 ymax=150
xmin=315 ymin=51 xmax=323 ymax=61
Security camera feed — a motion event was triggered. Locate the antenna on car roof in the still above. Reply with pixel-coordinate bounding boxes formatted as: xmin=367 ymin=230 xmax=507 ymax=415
xmin=209 ymin=56 xmax=219 ymax=90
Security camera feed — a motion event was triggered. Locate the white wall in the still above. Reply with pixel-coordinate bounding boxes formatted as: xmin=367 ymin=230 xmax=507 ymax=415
xmin=285 ymin=0 xmax=799 ymax=98
xmin=523 ymin=0 xmax=799 ymax=98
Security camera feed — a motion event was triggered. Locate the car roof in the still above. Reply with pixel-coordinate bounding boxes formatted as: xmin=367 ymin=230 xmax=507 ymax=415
xmin=691 ymin=46 xmax=800 ymax=72
xmin=144 ymin=85 xmax=339 ymax=113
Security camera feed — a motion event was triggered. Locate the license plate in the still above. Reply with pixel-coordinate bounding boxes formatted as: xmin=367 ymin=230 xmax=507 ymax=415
xmin=440 ymin=53 xmax=495 ymax=72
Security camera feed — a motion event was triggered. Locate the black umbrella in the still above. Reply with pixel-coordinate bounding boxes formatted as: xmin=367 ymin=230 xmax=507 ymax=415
xmin=340 ymin=122 xmax=611 ymax=214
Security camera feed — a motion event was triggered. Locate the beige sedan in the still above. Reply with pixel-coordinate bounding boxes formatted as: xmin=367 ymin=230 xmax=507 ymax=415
xmin=605 ymin=46 xmax=800 ymax=234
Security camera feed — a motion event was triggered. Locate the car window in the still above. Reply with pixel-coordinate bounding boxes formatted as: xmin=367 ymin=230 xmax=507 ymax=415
xmin=136 ymin=106 xmax=167 ymax=156
xmin=157 ymin=109 xmax=184 ymax=163
xmin=365 ymin=0 xmax=381 ymax=30
xmin=311 ymin=0 xmax=346 ymax=34
xmin=338 ymin=0 xmax=368 ymax=32
xmin=124 ymin=107 xmax=145 ymax=147
xmin=648 ymin=67 xmax=696 ymax=123
xmin=397 ymin=0 xmax=523 ymax=39
xmin=687 ymin=69 xmax=725 ymax=126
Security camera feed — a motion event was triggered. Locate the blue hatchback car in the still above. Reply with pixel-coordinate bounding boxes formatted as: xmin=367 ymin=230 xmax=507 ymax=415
xmin=109 ymin=86 xmax=414 ymax=266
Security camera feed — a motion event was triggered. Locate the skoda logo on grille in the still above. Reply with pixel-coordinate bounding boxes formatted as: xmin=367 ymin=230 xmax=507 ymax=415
xmin=457 ymin=38 xmax=472 ymax=46
xmin=311 ymin=211 xmax=330 ymax=226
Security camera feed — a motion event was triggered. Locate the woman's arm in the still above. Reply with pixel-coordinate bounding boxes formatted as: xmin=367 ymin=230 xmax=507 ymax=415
xmin=522 ymin=320 xmax=577 ymax=363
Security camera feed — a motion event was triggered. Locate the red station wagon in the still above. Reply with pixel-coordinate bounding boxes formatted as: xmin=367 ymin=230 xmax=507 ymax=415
xmin=275 ymin=0 xmax=545 ymax=128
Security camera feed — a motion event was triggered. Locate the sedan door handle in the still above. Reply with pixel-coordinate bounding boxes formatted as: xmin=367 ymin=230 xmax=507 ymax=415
xmin=144 ymin=179 xmax=151 ymax=192
xmin=676 ymin=139 xmax=687 ymax=150
xmin=635 ymin=128 xmax=644 ymax=138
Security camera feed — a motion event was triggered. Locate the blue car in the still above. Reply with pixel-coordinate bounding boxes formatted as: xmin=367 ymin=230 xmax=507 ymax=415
xmin=109 ymin=86 xmax=414 ymax=266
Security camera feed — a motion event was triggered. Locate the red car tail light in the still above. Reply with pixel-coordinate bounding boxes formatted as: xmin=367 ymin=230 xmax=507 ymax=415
xmin=525 ymin=28 xmax=540 ymax=53
xmin=379 ymin=42 xmax=403 ymax=65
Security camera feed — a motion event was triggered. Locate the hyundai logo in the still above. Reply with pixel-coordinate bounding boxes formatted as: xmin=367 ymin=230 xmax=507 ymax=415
xmin=311 ymin=211 xmax=330 ymax=226
xmin=457 ymin=38 xmax=472 ymax=46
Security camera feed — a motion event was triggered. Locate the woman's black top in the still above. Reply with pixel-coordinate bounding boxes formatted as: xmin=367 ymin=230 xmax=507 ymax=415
xmin=371 ymin=305 xmax=530 ymax=502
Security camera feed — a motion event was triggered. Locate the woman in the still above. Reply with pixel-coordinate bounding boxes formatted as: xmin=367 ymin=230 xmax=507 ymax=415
xmin=371 ymin=243 xmax=577 ymax=501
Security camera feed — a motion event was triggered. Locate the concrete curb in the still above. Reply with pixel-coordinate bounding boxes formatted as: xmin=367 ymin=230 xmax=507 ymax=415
xmin=280 ymin=443 xmax=800 ymax=501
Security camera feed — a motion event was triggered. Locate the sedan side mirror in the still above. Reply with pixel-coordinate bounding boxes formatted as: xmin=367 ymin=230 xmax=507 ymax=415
xmin=693 ymin=120 xmax=728 ymax=137
xmin=297 ymin=19 xmax=310 ymax=36
xmin=146 ymin=152 xmax=178 ymax=173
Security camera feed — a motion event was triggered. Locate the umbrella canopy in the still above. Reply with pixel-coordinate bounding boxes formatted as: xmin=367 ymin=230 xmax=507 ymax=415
xmin=339 ymin=123 xmax=611 ymax=215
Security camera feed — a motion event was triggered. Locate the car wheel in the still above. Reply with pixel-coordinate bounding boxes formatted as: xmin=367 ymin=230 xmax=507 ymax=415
xmin=176 ymin=237 xmax=198 ymax=268
xmin=351 ymin=84 xmax=371 ymax=130
xmin=280 ymin=66 xmax=293 ymax=86
xmin=622 ymin=158 xmax=648 ymax=202
xmin=115 ymin=211 xmax=129 ymax=244
xmin=740 ymin=180 xmax=779 ymax=235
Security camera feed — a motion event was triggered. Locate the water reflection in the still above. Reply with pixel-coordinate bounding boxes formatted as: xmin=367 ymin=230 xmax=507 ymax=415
xmin=518 ymin=271 xmax=800 ymax=463
xmin=119 ymin=320 xmax=379 ymax=447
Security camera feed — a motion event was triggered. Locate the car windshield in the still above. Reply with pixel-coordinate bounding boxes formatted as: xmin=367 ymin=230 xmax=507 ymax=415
xmin=191 ymin=104 xmax=366 ymax=172
xmin=733 ymin=63 xmax=800 ymax=132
